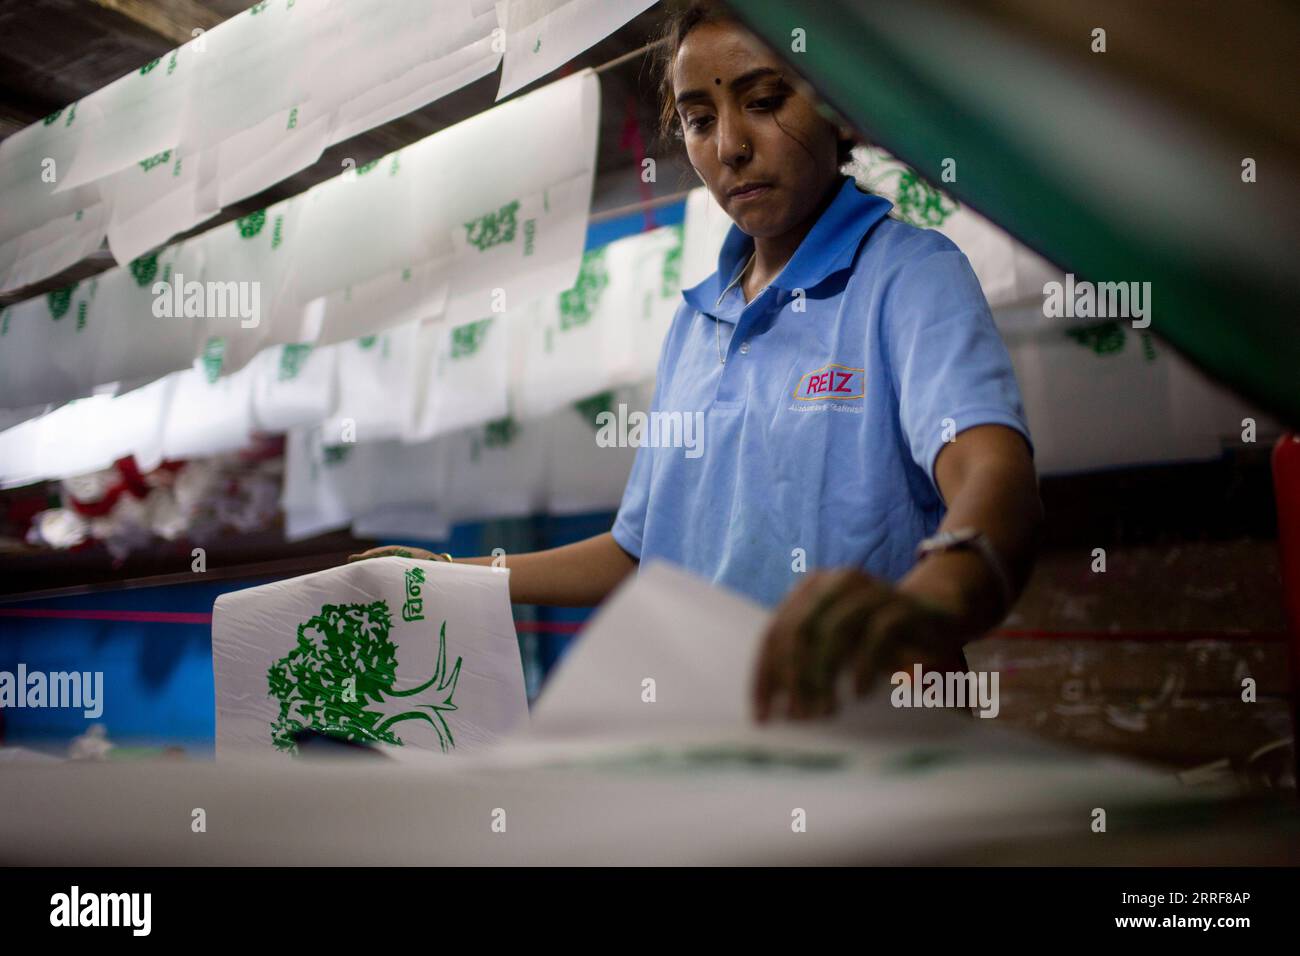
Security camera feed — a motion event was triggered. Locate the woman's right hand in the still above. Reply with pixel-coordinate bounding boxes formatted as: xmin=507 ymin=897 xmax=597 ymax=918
xmin=347 ymin=546 xmax=447 ymax=563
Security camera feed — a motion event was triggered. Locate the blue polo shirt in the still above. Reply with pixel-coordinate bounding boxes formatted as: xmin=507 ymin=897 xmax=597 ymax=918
xmin=611 ymin=175 xmax=1034 ymax=608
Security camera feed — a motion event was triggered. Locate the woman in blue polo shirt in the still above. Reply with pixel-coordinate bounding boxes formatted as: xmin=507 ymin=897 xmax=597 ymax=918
xmin=354 ymin=3 xmax=1044 ymax=722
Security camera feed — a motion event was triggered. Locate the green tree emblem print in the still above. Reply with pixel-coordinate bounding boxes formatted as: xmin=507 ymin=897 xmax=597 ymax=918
xmin=891 ymin=169 xmax=958 ymax=228
xmin=201 ymin=337 xmax=225 ymax=382
xmin=573 ymin=390 xmax=617 ymax=431
xmin=450 ymin=318 xmax=492 ymax=359
xmin=129 ymin=253 xmax=158 ymax=288
xmin=276 ymin=343 xmax=312 ymax=381
xmin=267 ymin=600 xmax=463 ymax=754
xmin=558 ymin=248 xmax=609 ymax=330
xmin=464 ymin=200 xmax=521 ymax=251
xmin=483 ymin=416 xmax=518 ymax=447
xmin=138 ymin=150 xmax=172 ymax=172
xmin=1065 ymin=320 xmax=1125 ymax=356
xmin=46 ymin=283 xmax=77 ymax=320
xmin=660 ymin=225 xmax=685 ymax=298
xmin=236 ymin=210 xmax=267 ymax=238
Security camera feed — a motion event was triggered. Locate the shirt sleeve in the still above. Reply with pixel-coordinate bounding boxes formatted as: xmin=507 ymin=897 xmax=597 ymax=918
xmin=881 ymin=237 xmax=1035 ymax=503
xmin=611 ymin=429 xmax=652 ymax=560
xmin=610 ymin=303 xmax=684 ymax=560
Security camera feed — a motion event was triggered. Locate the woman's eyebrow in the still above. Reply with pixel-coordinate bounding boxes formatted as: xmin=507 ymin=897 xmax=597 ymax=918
xmin=675 ymin=66 xmax=785 ymax=107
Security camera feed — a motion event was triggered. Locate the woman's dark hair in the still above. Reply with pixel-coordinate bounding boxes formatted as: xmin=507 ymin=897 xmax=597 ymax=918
xmin=652 ymin=0 xmax=857 ymax=166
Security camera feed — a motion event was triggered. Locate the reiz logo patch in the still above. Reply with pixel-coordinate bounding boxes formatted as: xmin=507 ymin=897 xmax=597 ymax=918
xmin=793 ymin=363 xmax=865 ymax=401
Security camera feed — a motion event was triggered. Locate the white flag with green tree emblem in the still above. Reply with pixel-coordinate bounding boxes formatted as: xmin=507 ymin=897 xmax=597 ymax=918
xmin=404 ymin=315 xmax=510 ymax=442
xmin=159 ymin=359 xmax=257 ymax=460
xmin=251 ymin=342 xmax=339 ymax=433
xmin=212 ymin=557 xmax=528 ymax=758
xmin=544 ymin=382 xmax=651 ymax=515
xmin=320 ymin=323 xmax=422 ymax=445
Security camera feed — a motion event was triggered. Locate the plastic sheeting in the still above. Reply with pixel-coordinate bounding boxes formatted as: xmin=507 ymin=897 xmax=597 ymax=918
xmin=495 ymin=0 xmax=658 ymax=99
xmin=0 ymin=69 xmax=599 ymax=413
xmin=0 ymin=0 xmax=505 ymax=288
xmin=511 ymin=225 xmax=681 ymax=419
xmin=211 ymin=557 xmax=528 ymax=758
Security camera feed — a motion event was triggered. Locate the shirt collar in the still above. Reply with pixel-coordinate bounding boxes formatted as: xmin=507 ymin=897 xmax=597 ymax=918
xmin=682 ymin=176 xmax=893 ymax=315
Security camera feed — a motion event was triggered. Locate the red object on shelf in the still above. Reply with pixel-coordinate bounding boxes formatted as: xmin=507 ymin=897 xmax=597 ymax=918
xmin=1270 ymin=432 xmax=1300 ymax=790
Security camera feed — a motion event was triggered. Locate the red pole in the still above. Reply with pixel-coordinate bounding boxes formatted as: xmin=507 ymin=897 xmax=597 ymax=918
xmin=1270 ymin=432 xmax=1300 ymax=792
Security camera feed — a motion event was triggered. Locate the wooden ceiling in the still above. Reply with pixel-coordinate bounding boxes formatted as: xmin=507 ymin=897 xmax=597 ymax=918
xmin=0 ymin=0 xmax=691 ymax=305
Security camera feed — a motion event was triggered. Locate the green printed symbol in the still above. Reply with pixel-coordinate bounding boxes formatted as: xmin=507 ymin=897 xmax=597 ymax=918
xmin=201 ymin=337 xmax=225 ymax=383
xmin=236 ymin=210 xmax=266 ymax=238
xmin=139 ymin=58 xmax=161 ymax=75
xmin=661 ymin=225 xmax=685 ymax=298
xmin=129 ymin=253 xmax=158 ymax=288
xmin=43 ymin=109 xmax=63 ymax=126
xmin=138 ymin=150 xmax=172 ymax=172
xmin=464 ymin=200 xmax=521 ymax=252
xmin=357 ymin=334 xmax=378 ymax=350
xmin=1065 ymin=320 xmax=1125 ymax=356
xmin=483 ymin=416 xmax=518 ymax=448
xmin=277 ymin=343 xmax=312 ymax=381
xmin=573 ymin=390 xmax=616 ymax=432
xmin=46 ymin=283 xmax=77 ymax=320
xmin=450 ymin=319 xmax=492 ymax=359
xmin=558 ymin=248 xmax=609 ymax=329
xmin=354 ymin=159 xmax=381 ymax=177
xmin=322 ymin=444 xmax=352 ymax=466
xmin=891 ymin=169 xmax=958 ymax=228
xmin=267 ymin=601 xmax=462 ymax=754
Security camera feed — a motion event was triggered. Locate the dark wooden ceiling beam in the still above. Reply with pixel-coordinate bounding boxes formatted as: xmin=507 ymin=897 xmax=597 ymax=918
xmin=87 ymin=0 xmax=224 ymax=46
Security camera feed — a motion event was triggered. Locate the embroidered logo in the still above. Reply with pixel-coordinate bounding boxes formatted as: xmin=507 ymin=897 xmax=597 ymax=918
xmin=793 ymin=363 xmax=865 ymax=401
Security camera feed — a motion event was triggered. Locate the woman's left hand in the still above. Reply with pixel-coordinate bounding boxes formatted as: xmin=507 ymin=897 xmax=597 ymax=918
xmin=753 ymin=568 xmax=970 ymax=722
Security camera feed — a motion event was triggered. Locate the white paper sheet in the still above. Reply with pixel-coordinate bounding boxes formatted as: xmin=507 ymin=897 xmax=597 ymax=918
xmin=495 ymin=0 xmax=657 ymax=99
